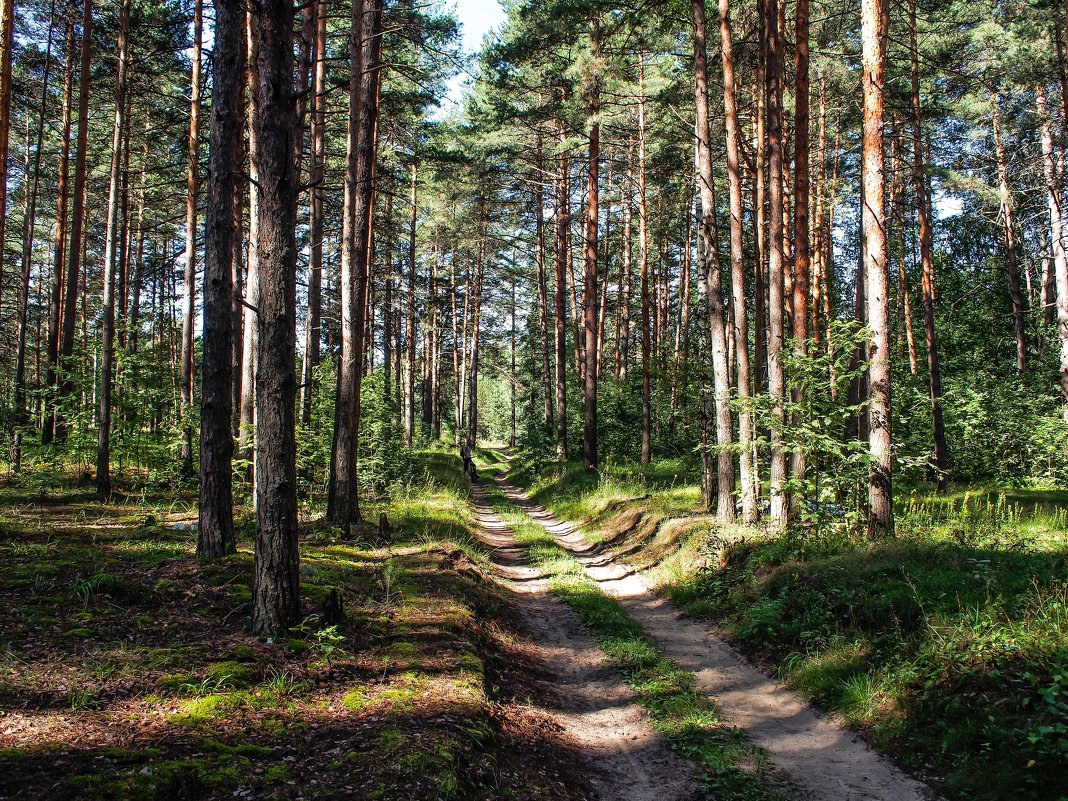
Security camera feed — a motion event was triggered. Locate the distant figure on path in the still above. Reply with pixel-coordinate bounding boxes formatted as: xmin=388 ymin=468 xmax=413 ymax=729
xmin=461 ymin=441 xmax=472 ymax=475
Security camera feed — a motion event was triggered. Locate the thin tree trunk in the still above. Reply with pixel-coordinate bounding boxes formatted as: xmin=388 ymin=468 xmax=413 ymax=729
xmin=96 ymin=0 xmax=130 ymax=495
xmin=554 ymin=118 xmax=569 ymax=459
xmin=450 ymin=253 xmax=461 ymax=437
xmin=405 ymin=160 xmax=417 ymax=446
xmin=0 ymin=0 xmax=14 ymax=313
xmin=863 ymin=0 xmax=893 ymax=537
xmin=992 ymin=101 xmax=1026 ymax=375
xmin=693 ymin=0 xmax=734 ymax=517
xmin=300 ymin=0 xmax=327 ymax=426
xmin=12 ymin=3 xmax=55 ymax=470
xmin=468 ymin=204 xmax=487 ymax=445
xmin=179 ymin=0 xmax=203 ymax=471
xmin=909 ymin=0 xmax=947 ymax=487
xmin=764 ymin=0 xmax=788 ymax=520
xmin=198 ymin=0 xmax=244 ymax=558
xmin=616 ymin=139 xmax=634 ymax=381
xmin=535 ymin=136 xmax=553 ymax=433
xmin=638 ymin=52 xmax=652 ymax=465
xmin=789 ymin=0 xmax=811 ymax=513
xmin=719 ymin=0 xmax=756 ymax=522
xmin=890 ymin=137 xmax=919 ymax=376
xmin=326 ymin=0 xmax=364 ymax=524
xmin=238 ymin=12 xmax=260 ymax=476
xmin=752 ymin=70 xmax=768 ymax=396
xmin=582 ymin=16 xmax=600 ymax=470
xmin=1040 ymin=84 xmax=1068 ymax=421
xmin=43 ymin=10 xmax=75 ymax=444
xmin=57 ymin=0 xmax=92 ymax=441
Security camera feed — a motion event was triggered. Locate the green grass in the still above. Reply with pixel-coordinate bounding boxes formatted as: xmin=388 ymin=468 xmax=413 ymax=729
xmin=0 ymin=450 xmax=591 ymax=801
xmin=516 ymin=456 xmax=1068 ymax=801
xmin=476 ymin=458 xmax=785 ymax=801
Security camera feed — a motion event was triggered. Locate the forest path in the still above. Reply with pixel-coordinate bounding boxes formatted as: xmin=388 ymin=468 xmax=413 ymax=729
xmin=492 ymin=472 xmax=942 ymax=801
xmin=467 ymin=479 xmax=696 ymax=801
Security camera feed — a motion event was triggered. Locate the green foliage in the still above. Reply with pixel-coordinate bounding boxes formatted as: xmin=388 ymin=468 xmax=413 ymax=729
xmin=744 ymin=321 xmax=871 ymax=528
xmin=671 ymin=497 xmax=1068 ymax=801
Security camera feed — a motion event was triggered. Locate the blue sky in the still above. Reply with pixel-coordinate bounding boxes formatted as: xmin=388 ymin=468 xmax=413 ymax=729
xmin=454 ymin=0 xmax=506 ymax=51
xmin=440 ymin=0 xmax=506 ymax=110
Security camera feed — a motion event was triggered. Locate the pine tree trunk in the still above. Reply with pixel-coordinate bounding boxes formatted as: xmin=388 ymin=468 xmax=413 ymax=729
xmin=468 ymin=204 xmax=486 ymax=445
xmin=752 ymin=69 xmax=768 ymax=396
xmin=96 ymin=0 xmax=130 ymax=496
xmin=450 ymin=254 xmax=461 ymax=437
xmin=0 ymin=0 xmax=14 ymax=314
xmin=197 ymin=0 xmax=244 ymax=559
xmin=57 ymin=0 xmax=92 ymax=441
xmin=535 ymin=136 xmax=553 ymax=433
xmin=179 ymin=0 xmax=203 ymax=472
xmin=554 ymin=118 xmax=569 ymax=459
xmin=12 ymin=4 xmax=55 ymax=470
xmin=616 ymin=139 xmax=634 ymax=382
xmin=238 ymin=12 xmax=260 ymax=476
xmin=326 ymin=0 xmax=365 ymax=524
xmin=764 ymin=0 xmax=788 ymax=521
xmin=863 ymin=0 xmax=893 ymax=537
xmin=404 ymin=161 xmax=418 ymax=445
xmin=788 ymin=0 xmax=811 ymax=513
xmin=1039 ymin=84 xmax=1068 ymax=422
xmin=992 ymin=101 xmax=1026 ymax=375
xmin=300 ymin=0 xmax=327 ymax=426
xmin=43 ymin=11 xmax=74 ymax=444
xmin=582 ymin=17 xmax=600 ymax=470
xmin=692 ymin=0 xmax=734 ymax=518
xmin=250 ymin=0 xmax=300 ymax=636
xmin=719 ymin=0 xmax=756 ymax=522
xmin=909 ymin=0 xmax=947 ymax=488
xmin=638 ymin=53 xmax=652 ymax=465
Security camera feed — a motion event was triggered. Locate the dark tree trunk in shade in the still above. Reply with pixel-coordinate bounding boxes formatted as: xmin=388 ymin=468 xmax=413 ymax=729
xmin=97 ymin=0 xmax=130 ymax=496
xmin=12 ymin=5 xmax=54 ymax=470
xmin=197 ymin=0 xmax=245 ymax=559
xmin=43 ymin=11 xmax=74 ymax=445
xmin=326 ymin=0 xmax=364 ymax=524
xmin=909 ymin=0 xmax=947 ymax=489
xmin=300 ymin=0 xmax=327 ymax=426
xmin=57 ymin=0 xmax=92 ymax=442
xmin=249 ymin=0 xmax=300 ymax=635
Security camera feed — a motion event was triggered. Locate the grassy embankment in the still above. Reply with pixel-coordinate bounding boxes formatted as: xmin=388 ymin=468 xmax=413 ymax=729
xmin=511 ymin=457 xmax=1068 ymax=801
xmin=475 ymin=449 xmax=787 ymax=801
xmin=0 ymin=450 xmax=591 ymax=801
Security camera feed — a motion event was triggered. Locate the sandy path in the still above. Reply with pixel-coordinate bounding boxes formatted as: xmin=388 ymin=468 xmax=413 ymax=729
xmin=468 ymin=481 xmax=695 ymax=801
xmin=495 ymin=476 xmax=942 ymax=801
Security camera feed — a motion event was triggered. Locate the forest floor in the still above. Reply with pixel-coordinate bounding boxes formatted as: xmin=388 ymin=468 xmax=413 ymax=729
xmin=3 ymin=450 xmax=1065 ymax=800
xmin=506 ymin=455 xmax=1068 ymax=801
xmin=0 ymin=453 xmax=602 ymax=800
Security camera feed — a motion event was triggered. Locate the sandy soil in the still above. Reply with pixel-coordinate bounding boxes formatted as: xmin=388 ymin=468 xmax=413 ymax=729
xmin=469 ymin=481 xmax=696 ymax=801
xmin=494 ymin=477 xmax=943 ymax=801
